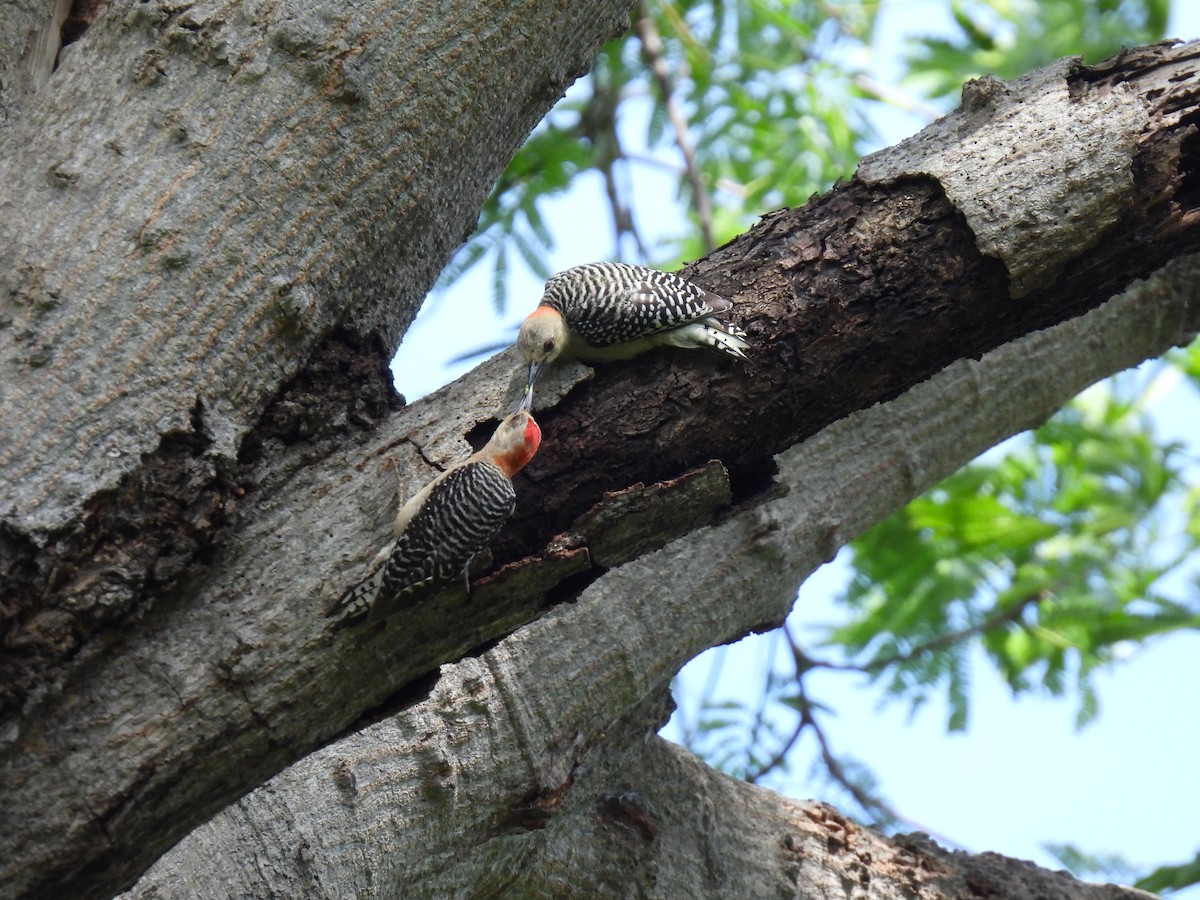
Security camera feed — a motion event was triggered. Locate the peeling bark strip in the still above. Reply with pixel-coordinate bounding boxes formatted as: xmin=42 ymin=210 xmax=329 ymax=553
xmin=3 ymin=36 xmax=1200 ymax=900
xmin=552 ymin=460 xmax=733 ymax=566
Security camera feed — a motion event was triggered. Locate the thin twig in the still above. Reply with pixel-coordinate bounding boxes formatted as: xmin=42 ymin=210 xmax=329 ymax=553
xmin=580 ymin=78 xmax=648 ymax=259
xmin=744 ymin=711 xmax=806 ymax=785
xmin=600 ymin=155 xmax=648 ymax=259
xmin=795 ymin=593 xmax=1044 ymax=675
xmin=622 ymin=150 xmax=750 ymax=198
xmin=852 ymin=74 xmax=944 ymax=122
xmin=781 ymin=627 xmax=969 ymax=849
xmin=634 ymin=4 xmax=715 ymax=252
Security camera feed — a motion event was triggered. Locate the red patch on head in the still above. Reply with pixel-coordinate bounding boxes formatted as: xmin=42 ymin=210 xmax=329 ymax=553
xmin=524 ymin=415 xmax=542 ymax=456
xmin=496 ymin=412 xmax=542 ymax=477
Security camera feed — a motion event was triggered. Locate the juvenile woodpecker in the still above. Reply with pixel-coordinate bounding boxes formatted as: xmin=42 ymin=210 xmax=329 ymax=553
xmin=329 ymin=406 xmax=542 ymax=624
xmin=516 ymin=262 xmax=750 ymax=397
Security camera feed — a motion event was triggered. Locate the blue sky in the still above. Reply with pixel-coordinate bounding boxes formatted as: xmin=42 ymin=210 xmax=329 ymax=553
xmin=393 ymin=2 xmax=1200 ymax=890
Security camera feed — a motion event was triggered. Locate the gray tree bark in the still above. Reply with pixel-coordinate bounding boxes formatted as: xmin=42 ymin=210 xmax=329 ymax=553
xmin=1 ymin=3 xmax=1197 ymax=897
xmin=0 ymin=0 xmax=635 ymax=894
xmin=121 ymin=257 xmax=1196 ymax=899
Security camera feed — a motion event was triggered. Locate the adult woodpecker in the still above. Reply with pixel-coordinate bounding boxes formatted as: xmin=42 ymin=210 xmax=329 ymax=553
xmin=329 ymin=405 xmax=542 ymax=624
xmin=516 ymin=262 xmax=749 ymax=399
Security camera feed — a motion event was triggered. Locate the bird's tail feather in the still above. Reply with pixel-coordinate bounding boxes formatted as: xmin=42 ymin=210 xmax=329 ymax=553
xmin=326 ymin=567 xmax=386 ymax=624
xmin=660 ymin=319 xmax=750 ymax=360
xmin=699 ymin=323 xmax=750 ymax=360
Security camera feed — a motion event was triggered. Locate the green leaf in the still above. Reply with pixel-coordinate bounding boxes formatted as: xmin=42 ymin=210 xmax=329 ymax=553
xmin=1137 ymin=850 xmax=1200 ymax=893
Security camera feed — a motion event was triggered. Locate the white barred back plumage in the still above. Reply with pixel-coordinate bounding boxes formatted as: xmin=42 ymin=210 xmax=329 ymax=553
xmin=542 ymin=262 xmax=742 ymax=348
xmin=516 ymin=263 xmax=749 ymax=399
xmin=373 ymin=461 xmax=514 ymax=612
xmin=329 ymin=409 xmax=541 ymax=625
xmin=543 ymin=262 xmax=748 ymax=353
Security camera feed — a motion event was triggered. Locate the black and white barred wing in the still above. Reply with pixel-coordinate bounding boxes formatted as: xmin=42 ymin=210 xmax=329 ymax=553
xmin=368 ymin=460 xmax=516 ymax=622
xmin=552 ymin=262 xmax=734 ymax=348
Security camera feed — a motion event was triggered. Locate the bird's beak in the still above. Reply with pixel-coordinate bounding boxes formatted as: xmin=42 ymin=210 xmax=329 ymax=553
xmin=511 ymin=361 xmax=539 ymax=414
xmin=525 ymin=358 xmax=542 ymax=395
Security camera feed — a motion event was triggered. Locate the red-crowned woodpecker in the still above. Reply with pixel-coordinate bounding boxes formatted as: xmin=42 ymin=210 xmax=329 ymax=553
xmin=516 ymin=262 xmax=749 ymax=397
xmin=329 ymin=407 xmax=542 ymax=624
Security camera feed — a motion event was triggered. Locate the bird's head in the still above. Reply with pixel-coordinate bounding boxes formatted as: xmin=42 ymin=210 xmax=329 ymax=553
xmin=516 ymin=306 xmax=567 ymax=399
xmin=490 ymin=408 xmax=542 ymax=477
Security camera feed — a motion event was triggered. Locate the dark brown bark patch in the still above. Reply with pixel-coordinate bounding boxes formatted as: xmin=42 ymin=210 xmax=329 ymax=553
xmin=0 ymin=329 xmax=400 ymax=722
xmin=498 ymin=45 xmax=1200 ymax=569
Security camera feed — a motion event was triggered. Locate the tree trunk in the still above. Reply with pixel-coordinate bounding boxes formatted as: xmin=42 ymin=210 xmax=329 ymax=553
xmin=2 ymin=6 xmax=1197 ymax=897
xmin=0 ymin=0 xmax=636 ymax=894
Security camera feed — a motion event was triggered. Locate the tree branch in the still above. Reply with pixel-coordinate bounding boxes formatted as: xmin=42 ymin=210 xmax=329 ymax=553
xmin=130 ymin=251 xmax=1200 ymax=896
xmin=794 ymin=593 xmax=1043 ymax=675
xmin=634 ymin=3 xmax=716 ymax=251
xmin=6 ymin=38 xmax=1200 ymax=898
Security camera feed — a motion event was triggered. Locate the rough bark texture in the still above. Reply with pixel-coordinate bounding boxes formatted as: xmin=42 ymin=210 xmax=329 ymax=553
xmin=0 ymin=0 xmax=631 ymax=528
xmin=0 ymin=0 xmax=633 ymax=705
xmin=0 ymin=0 xmax=68 ymax=110
xmin=0 ymin=0 xmax=640 ymax=895
xmin=2 ymin=13 xmax=1198 ymax=900
xmin=503 ymin=43 xmax=1200 ymax=561
xmin=125 ymin=255 xmax=1196 ymax=898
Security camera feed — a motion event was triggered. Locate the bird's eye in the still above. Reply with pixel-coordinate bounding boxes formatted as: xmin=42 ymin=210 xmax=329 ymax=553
xmin=543 ymin=339 xmax=555 ymax=353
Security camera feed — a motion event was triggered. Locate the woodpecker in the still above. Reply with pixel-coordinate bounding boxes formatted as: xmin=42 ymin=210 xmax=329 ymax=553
xmin=329 ymin=406 xmax=542 ymax=624
xmin=516 ymin=262 xmax=749 ymax=398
